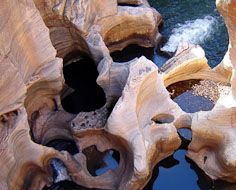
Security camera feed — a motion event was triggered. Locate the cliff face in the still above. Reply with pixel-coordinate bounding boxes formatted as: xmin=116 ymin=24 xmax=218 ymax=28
xmin=1 ymin=0 xmax=236 ymax=189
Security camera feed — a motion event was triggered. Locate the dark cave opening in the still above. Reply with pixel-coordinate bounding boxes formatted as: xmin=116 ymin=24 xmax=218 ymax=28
xmin=110 ymin=44 xmax=154 ymax=63
xmin=61 ymin=52 xmax=106 ymax=114
xmin=46 ymin=139 xmax=79 ymax=155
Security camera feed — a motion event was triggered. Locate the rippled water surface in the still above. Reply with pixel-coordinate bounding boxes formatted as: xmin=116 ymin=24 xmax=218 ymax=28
xmin=150 ymin=0 xmax=229 ymax=67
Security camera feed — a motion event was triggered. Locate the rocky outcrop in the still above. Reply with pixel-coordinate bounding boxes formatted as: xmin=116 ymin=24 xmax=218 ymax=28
xmin=0 ymin=1 xmax=64 ymax=189
xmin=0 ymin=0 xmax=168 ymax=189
xmin=33 ymin=0 xmax=162 ymax=58
xmin=213 ymin=1 xmax=235 ymax=94
xmin=161 ymin=42 xmax=229 ymax=87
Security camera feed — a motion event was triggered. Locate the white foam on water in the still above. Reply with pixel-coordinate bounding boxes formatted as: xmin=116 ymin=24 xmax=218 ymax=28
xmin=161 ymin=15 xmax=218 ymax=52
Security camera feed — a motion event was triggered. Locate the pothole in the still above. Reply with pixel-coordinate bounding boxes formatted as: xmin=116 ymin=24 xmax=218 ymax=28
xmin=110 ymin=44 xmax=154 ymax=63
xmin=61 ymin=52 xmax=106 ymax=114
xmin=167 ymin=79 xmax=230 ymax=113
xmin=82 ymin=145 xmax=120 ymax=177
xmin=152 ymin=114 xmax=174 ymax=124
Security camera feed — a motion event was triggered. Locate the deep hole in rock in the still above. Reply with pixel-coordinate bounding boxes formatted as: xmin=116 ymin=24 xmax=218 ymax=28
xmin=61 ymin=52 xmax=106 ymax=114
xmin=110 ymin=44 xmax=154 ymax=63
xmin=82 ymin=145 xmax=120 ymax=176
xmin=152 ymin=114 xmax=174 ymax=124
xmin=46 ymin=139 xmax=79 ymax=155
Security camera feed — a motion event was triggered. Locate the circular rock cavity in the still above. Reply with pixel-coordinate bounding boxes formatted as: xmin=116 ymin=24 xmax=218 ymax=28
xmin=82 ymin=145 xmax=120 ymax=177
xmin=151 ymin=114 xmax=174 ymax=124
xmin=167 ymin=79 xmax=230 ymax=113
xmin=61 ymin=52 xmax=106 ymax=114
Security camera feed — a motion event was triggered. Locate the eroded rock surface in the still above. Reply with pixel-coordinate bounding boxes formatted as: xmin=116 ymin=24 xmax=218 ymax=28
xmin=1 ymin=0 xmax=236 ymax=189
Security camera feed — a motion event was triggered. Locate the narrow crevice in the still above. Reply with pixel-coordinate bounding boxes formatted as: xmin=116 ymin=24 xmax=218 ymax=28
xmin=118 ymin=3 xmax=140 ymax=7
xmin=110 ymin=44 xmax=154 ymax=63
xmin=61 ymin=51 xmax=106 ymax=114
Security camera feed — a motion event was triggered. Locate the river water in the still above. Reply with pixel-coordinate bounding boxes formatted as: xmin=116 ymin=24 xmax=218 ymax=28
xmin=150 ymin=0 xmax=228 ymax=68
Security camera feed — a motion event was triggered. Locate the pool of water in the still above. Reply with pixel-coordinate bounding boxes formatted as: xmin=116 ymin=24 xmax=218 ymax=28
xmin=150 ymin=0 xmax=229 ymax=68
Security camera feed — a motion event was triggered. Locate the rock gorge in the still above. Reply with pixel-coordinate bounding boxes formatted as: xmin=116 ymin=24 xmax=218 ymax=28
xmin=0 ymin=0 xmax=235 ymax=189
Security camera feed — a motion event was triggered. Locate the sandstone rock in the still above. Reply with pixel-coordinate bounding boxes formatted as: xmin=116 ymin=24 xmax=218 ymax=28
xmin=33 ymin=0 xmax=162 ymax=58
xmin=106 ymin=57 xmax=183 ymax=189
xmin=162 ymin=42 xmax=229 ymax=87
xmin=1 ymin=0 xmax=236 ymax=189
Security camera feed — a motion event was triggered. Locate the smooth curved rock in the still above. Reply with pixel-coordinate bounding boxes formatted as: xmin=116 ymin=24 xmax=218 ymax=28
xmin=162 ymin=42 xmax=229 ymax=87
xmin=106 ymin=57 xmax=183 ymax=189
xmin=0 ymin=0 xmax=63 ymax=189
xmin=33 ymin=0 xmax=162 ymax=58
xmin=1 ymin=0 xmax=236 ymax=189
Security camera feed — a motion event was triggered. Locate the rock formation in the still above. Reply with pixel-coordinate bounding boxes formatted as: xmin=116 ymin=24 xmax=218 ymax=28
xmin=185 ymin=0 xmax=236 ymax=183
xmin=1 ymin=0 xmax=236 ymax=189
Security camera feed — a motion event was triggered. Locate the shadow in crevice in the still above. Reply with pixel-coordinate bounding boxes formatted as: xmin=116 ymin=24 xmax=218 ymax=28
xmin=118 ymin=3 xmax=140 ymax=7
xmin=110 ymin=44 xmax=154 ymax=63
xmin=61 ymin=52 xmax=106 ymax=114
xmin=46 ymin=139 xmax=79 ymax=155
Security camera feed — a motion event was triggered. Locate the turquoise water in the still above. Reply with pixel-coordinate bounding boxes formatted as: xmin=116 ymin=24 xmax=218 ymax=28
xmin=150 ymin=0 xmax=229 ymax=68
